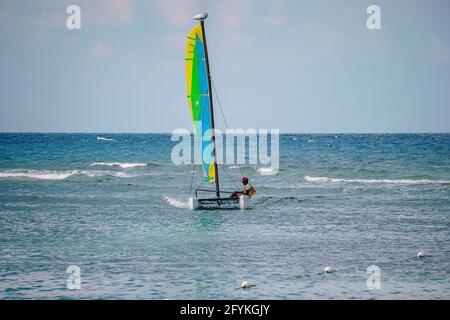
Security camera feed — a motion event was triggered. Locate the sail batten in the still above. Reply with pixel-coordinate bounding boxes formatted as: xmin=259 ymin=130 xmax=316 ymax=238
xmin=186 ymin=25 xmax=215 ymax=183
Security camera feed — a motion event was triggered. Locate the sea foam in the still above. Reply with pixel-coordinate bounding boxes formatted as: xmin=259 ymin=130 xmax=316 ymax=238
xmin=90 ymin=162 xmax=148 ymax=169
xmin=258 ymin=167 xmax=276 ymax=175
xmin=0 ymin=169 xmax=135 ymax=180
xmin=164 ymin=196 xmax=191 ymax=209
xmin=304 ymin=176 xmax=450 ymax=185
xmin=0 ymin=170 xmax=78 ymax=180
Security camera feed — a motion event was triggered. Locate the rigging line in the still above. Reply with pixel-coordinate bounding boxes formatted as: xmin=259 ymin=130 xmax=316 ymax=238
xmin=189 ymin=131 xmax=200 ymax=195
xmin=211 ymin=79 xmax=245 ymax=178
xmin=189 ymin=162 xmax=196 ymax=195
xmin=221 ymin=166 xmax=239 ymax=190
xmin=211 ymin=79 xmax=230 ymax=129
xmin=197 ymin=177 xmax=205 ymax=190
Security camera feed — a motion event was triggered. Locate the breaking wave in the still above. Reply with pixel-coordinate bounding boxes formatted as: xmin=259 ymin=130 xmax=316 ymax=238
xmin=304 ymin=176 xmax=450 ymax=185
xmin=90 ymin=162 xmax=149 ymax=169
xmin=0 ymin=169 xmax=136 ymax=181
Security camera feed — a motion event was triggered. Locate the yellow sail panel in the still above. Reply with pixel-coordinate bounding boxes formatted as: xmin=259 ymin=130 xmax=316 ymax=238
xmin=207 ymin=163 xmax=215 ymax=183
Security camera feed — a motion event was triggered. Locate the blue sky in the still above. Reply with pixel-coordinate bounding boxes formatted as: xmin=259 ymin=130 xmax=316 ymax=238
xmin=0 ymin=0 xmax=449 ymax=133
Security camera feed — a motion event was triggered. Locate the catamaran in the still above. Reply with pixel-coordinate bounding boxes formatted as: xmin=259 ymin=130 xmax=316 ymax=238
xmin=185 ymin=12 xmax=255 ymax=210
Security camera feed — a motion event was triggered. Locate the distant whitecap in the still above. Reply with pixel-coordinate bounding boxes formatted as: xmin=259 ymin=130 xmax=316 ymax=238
xmin=90 ymin=162 xmax=148 ymax=169
xmin=97 ymin=137 xmax=114 ymax=141
xmin=258 ymin=167 xmax=276 ymax=175
xmin=305 ymin=176 xmax=450 ymax=185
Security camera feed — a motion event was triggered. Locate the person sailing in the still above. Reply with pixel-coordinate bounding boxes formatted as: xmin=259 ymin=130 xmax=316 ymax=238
xmin=231 ymin=176 xmax=255 ymax=198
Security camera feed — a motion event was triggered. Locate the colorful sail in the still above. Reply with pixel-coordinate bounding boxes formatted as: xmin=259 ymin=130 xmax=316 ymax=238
xmin=185 ymin=25 xmax=215 ymax=183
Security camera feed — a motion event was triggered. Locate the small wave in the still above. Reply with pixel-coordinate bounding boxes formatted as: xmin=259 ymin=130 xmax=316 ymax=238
xmin=0 ymin=170 xmax=78 ymax=180
xmin=83 ymin=171 xmax=134 ymax=178
xmin=257 ymin=167 xmax=277 ymax=175
xmin=90 ymin=162 xmax=148 ymax=169
xmin=352 ymin=167 xmax=387 ymax=174
xmin=164 ymin=196 xmax=191 ymax=209
xmin=304 ymin=176 xmax=450 ymax=185
xmin=97 ymin=137 xmax=114 ymax=141
xmin=255 ymin=195 xmax=306 ymax=205
xmin=0 ymin=169 xmax=136 ymax=181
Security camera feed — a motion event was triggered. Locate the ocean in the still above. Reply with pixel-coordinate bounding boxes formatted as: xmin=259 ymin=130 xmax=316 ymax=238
xmin=0 ymin=133 xmax=449 ymax=299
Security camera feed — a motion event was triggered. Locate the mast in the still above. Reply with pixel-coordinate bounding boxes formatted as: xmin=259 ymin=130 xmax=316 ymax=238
xmin=195 ymin=13 xmax=220 ymax=200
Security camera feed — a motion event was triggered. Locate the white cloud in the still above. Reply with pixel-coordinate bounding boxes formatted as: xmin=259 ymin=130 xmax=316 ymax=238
xmin=26 ymin=0 xmax=135 ymax=28
xmin=149 ymin=0 xmax=253 ymax=29
xmin=215 ymin=0 xmax=253 ymax=53
xmin=89 ymin=40 xmax=111 ymax=58
xmin=218 ymin=0 xmax=252 ymax=29
xmin=82 ymin=0 xmax=134 ymax=26
xmin=430 ymin=38 xmax=450 ymax=62
xmin=0 ymin=6 xmax=10 ymax=21
xmin=151 ymin=0 xmax=254 ymax=52
xmin=262 ymin=15 xmax=287 ymax=26
xmin=151 ymin=0 xmax=207 ymax=27
xmin=164 ymin=31 xmax=186 ymax=49
xmin=28 ymin=9 xmax=66 ymax=28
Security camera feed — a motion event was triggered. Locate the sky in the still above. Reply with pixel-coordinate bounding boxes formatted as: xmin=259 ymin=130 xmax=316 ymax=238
xmin=0 ymin=0 xmax=449 ymax=133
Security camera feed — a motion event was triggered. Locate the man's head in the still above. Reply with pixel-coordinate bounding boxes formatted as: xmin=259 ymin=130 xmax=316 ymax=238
xmin=242 ymin=176 xmax=249 ymax=185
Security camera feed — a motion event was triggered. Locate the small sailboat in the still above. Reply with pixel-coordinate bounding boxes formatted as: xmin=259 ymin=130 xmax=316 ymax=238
xmin=185 ymin=12 xmax=255 ymax=210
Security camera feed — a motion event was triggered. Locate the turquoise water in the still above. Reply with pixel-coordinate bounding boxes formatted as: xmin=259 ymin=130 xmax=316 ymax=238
xmin=0 ymin=133 xmax=449 ymax=299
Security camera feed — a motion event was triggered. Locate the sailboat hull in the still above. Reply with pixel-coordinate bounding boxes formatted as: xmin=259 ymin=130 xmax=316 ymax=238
xmin=189 ymin=195 xmax=251 ymax=210
xmin=189 ymin=197 xmax=200 ymax=210
xmin=185 ymin=16 xmax=255 ymax=212
xmin=239 ymin=195 xmax=251 ymax=210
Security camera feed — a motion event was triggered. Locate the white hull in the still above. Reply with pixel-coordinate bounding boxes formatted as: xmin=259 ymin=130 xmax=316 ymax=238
xmin=189 ymin=195 xmax=251 ymax=210
xmin=239 ymin=195 xmax=251 ymax=210
xmin=189 ymin=197 xmax=200 ymax=210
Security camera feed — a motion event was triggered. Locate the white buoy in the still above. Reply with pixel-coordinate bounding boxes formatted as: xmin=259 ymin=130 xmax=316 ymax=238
xmin=417 ymin=251 xmax=425 ymax=258
xmin=241 ymin=280 xmax=251 ymax=289
xmin=324 ymin=266 xmax=333 ymax=273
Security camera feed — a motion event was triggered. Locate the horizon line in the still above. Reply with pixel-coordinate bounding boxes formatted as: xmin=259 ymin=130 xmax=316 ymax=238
xmin=0 ymin=131 xmax=449 ymax=135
